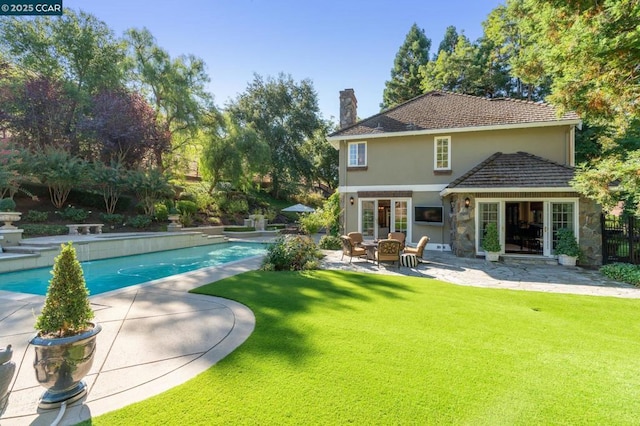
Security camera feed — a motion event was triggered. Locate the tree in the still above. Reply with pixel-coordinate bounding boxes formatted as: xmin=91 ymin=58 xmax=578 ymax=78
xmin=228 ymin=73 xmax=324 ymax=198
xmin=83 ymin=89 xmax=171 ymax=167
xmin=300 ymin=120 xmax=339 ymax=192
xmin=511 ymin=0 xmax=640 ymax=128
xmin=381 ymin=23 xmax=431 ymax=109
xmin=0 ymin=10 xmax=127 ymax=155
xmin=421 ymin=35 xmax=481 ymax=94
xmin=32 ymin=147 xmax=88 ymax=208
xmin=0 ymin=140 xmax=34 ymax=199
xmin=90 ymin=160 xmax=130 ymax=214
xmin=199 ymin=112 xmax=270 ymax=192
xmin=128 ymin=167 xmax=173 ymax=216
xmin=435 ymin=26 xmax=459 ymax=58
xmin=1 ymin=76 xmax=75 ymax=151
xmin=126 ymin=28 xmax=213 ymax=168
xmin=500 ymin=0 xmax=640 ymax=212
xmin=481 ymin=2 xmax=551 ymax=101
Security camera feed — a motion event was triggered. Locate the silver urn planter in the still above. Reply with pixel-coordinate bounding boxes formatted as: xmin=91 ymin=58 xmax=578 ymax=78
xmin=30 ymin=322 xmax=102 ymax=409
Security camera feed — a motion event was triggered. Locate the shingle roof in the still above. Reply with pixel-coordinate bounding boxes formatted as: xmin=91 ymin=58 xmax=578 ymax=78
xmin=329 ymin=91 xmax=580 ymax=138
xmin=446 ymin=152 xmax=575 ymax=190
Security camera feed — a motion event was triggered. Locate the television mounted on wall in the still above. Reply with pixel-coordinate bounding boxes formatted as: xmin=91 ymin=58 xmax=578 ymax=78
xmin=414 ymin=206 xmax=443 ymax=225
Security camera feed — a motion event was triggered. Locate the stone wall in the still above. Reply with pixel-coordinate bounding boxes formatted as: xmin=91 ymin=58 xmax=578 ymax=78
xmin=578 ymin=195 xmax=602 ymax=266
xmin=449 ymin=194 xmax=477 ymax=258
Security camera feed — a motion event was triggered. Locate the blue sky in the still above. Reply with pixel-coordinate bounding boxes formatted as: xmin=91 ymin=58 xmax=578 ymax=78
xmin=65 ymin=0 xmax=504 ymax=123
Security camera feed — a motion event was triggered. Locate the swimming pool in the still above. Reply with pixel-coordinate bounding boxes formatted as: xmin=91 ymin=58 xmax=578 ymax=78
xmin=0 ymin=242 xmax=268 ymax=296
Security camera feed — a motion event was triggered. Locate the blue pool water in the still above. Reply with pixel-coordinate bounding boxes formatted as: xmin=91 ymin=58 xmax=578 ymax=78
xmin=0 ymin=242 xmax=268 ymax=296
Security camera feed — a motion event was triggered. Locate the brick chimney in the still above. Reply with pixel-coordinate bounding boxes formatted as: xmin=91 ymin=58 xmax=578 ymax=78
xmin=339 ymin=89 xmax=357 ymax=129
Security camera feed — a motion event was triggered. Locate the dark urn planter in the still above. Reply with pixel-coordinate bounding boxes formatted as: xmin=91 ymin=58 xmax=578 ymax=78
xmin=30 ymin=323 xmax=102 ymax=409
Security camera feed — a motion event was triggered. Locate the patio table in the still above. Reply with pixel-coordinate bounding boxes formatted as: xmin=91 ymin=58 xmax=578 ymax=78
xmin=361 ymin=240 xmax=378 ymax=262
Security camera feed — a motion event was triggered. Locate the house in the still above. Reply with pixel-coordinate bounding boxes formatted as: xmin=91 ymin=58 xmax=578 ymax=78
xmin=327 ymin=89 xmax=602 ymax=266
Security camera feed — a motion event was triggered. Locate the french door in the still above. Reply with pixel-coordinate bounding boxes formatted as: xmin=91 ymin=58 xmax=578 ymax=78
xmin=359 ymin=198 xmax=410 ymax=240
xmin=477 ymin=200 xmax=578 ymax=256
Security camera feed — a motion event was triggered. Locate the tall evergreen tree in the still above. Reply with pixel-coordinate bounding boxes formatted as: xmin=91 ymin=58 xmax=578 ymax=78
xmin=381 ymin=23 xmax=431 ymax=109
xmin=435 ymin=26 xmax=459 ymax=58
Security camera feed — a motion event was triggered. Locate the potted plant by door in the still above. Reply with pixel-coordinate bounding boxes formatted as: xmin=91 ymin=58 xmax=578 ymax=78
xmin=482 ymin=223 xmax=501 ymax=261
xmin=30 ymin=242 xmax=102 ymax=409
xmin=555 ymin=228 xmax=581 ymax=266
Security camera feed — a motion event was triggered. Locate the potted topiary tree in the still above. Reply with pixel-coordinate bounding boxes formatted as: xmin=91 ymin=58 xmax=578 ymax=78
xmin=0 ymin=198 xmax=21 ymax=229
xmin=555 ymin=228 xmax=581 ymax=266
xmin=482 ymin=223 xmax=501 ymax=261
xmin=29 ymin=242 xmax=102 ymax=409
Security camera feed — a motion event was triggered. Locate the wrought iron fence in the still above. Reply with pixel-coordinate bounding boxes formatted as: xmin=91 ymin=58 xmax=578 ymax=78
xmin=601 ymin=214 xmax=640 ymax=265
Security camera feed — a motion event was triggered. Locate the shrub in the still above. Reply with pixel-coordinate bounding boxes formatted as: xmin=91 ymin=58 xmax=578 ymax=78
xmin=261 ymin=235 xmax=322 ymax=271
xmin=21 ymin=224 xmax=68 ymax=237
xmin=177 ymin=200 xmax=198 ymax=215
xmin=56 ymin=206 xmax=89 ymax=222
xmin=0 ymin=198 xmax=16 ymax=211
xmin=298 ymin=212 xmax=323 ymax=234
xmin=135 ymin=202 xmax=147 ymax=215
xmin=481 ymin=223 xmax=501 ymax=252
xmin=154 ymin=203 xmax=169 ymax=222
xmin=224 ymin=226 xmax=256 ymax=232
xmin=207 ymin=216 xmax=222 ymax=225
xmin=225 ymin=198 xmax=248 ymax=215
xmin=128 ymin=215 xmax=152 ymax=229
xmin=600 ymin=263 xmax=640 ymax=287
xmin=178 ymin=192 xmax=197 ymax=203
xmin=34 ymin=242 xmax=94 ymax=338
xmin=25 ymin=210 xmax=49 ymax=222
xmin=554 ymin=228 xmax=581 ymax=257
xmin=319 ymin=235 xmax=342 ymax=250
xmin=99 ymin=213 xmax=124 ymax=225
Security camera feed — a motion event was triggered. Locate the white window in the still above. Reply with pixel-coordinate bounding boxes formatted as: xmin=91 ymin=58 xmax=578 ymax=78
xmin=434 ymin=136 xmax=451 ymax=170
xmin=348 ymin=141 xmax=367 ymax=167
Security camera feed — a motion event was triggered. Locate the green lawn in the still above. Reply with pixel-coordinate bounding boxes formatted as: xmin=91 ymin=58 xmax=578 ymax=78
xmin=90 ymin=270 xmax=640 ymax=425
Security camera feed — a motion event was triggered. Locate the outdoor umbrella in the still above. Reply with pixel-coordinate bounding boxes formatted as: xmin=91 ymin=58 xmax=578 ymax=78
xmin=281 ymin=203 xmax=315 ymax=213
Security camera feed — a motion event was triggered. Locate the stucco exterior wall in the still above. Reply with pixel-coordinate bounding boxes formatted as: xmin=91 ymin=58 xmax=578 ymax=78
xmin=338 ymin=126 xmax=572 ymax=188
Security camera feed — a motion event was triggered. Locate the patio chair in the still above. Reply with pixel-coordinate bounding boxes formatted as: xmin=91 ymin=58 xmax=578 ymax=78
xmin=347 ymin=232 xmax=364 ymax=247
xmin=388 ymin=232 xmax=406 ymax=250
xmin=340 ymin=235 xmax=367 ymax=263
xmin=403 ymin=236 xmax=430 ymax=260
xmin=375 ymin=239 xmax=401 ymax=267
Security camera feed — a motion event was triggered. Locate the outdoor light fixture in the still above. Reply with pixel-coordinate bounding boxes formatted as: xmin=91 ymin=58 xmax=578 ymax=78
xmin=465 ymin=197 xmax=471 ymax=208
xmin=349 ymin=196 xmax=355 ymax=205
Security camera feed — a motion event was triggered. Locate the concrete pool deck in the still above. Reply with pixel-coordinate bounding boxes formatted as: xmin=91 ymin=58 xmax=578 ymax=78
xmin=0 ymin=255 xmax=263 ymax=426
xmin=2 ymin=235 xmax=640 ymax=425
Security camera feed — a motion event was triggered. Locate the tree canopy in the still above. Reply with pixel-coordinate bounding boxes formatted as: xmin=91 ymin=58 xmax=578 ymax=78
xmin=381 ymin=23 xmax=431 ymax=110
xmin=228 ymin=73 xmax=325 ymax=198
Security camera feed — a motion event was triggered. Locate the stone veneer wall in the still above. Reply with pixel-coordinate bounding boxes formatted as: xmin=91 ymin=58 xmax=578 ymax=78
xmin=578 ymin=195 xmax=602 ymax=266
xmin=339 ymin=89 xmax=357 ymax=129
xmin=449 ymin=194 xmax=477 ymax=258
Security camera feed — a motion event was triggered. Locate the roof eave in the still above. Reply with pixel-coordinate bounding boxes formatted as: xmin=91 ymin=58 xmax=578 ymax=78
xmin=440 ymin=186 xmax=576 ymax=197
xmin=327 ymin=119 xmax=583 ymax=143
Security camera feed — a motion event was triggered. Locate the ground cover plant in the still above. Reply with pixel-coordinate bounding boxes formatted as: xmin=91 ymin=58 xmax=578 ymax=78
xmin=88 ymin=270 xmax=640 ymax=425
